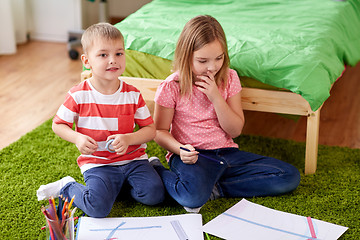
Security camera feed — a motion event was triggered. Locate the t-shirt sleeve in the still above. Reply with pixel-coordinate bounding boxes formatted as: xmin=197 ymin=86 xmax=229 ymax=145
xmin=227 ymin=69 xmax=242 ymax=99
xmin=154 ymin=79 xmax=178 ymax=109
xmin=53 ymin=91 xmax=78 ymax=128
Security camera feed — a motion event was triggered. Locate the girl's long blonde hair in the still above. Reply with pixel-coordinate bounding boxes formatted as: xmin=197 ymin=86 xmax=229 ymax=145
xmin=173 ymin=15 xmax=230 ymax=96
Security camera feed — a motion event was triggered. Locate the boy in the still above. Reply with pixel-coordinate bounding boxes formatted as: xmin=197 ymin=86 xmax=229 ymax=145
xmin=36 ymin=23 xmax=165 ymax=218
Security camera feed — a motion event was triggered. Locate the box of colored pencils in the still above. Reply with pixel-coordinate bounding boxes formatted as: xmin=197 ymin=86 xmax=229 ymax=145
xmin=41 ymin=195 xmax=76 ymax=240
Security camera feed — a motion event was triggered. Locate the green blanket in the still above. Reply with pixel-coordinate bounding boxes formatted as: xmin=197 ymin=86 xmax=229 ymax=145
xmin=115 ymin=0 xmax=360 ymax=111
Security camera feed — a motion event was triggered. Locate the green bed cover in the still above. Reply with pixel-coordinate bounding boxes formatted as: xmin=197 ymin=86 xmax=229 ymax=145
xmin=115 ymin=0 xmax=360 ymax=111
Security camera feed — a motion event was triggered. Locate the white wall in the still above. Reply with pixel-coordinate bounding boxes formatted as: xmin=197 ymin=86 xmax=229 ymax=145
xmin=0 ymin=0 xmax=16 ymax=54
xmin=0 ymin=0 xmax=29 ymax=54
xmin=12 ymin=0 xmax=28 ymax=44
xmin=26 ymin=0 xmax=150 ymax=43
xmin=28 ymin=0 xmax=82 ymax=42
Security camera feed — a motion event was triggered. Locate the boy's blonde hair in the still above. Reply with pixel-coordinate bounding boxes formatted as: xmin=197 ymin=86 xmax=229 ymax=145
xmin=81 ymin=22 xmax=124 ymax=54
xmin=173 ymin=15 xmax=230 ymax=96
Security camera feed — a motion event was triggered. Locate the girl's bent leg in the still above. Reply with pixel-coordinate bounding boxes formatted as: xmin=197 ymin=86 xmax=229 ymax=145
xmin=153 ymin=155 xmax=226 ymax=208
xmin=218 ymin=149 xmax=300 ymax=197
xmin=60 ymin=166 xmax=125 ymax=218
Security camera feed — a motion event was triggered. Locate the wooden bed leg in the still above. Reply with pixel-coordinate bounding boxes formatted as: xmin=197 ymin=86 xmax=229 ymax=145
xmin=304 ymin=108 xmax=321 ymax=175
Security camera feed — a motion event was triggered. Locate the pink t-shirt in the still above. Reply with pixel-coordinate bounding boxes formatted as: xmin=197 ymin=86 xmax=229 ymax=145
xmin=154 ymin=69 xmax=242 ymax=159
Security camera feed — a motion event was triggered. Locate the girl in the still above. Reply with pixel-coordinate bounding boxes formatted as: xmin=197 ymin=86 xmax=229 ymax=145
xmin=151 ymin=15 xmax=300 ymax=213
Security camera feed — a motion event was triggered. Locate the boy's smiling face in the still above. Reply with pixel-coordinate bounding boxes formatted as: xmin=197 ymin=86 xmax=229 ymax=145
xmin=82 ymin=38 xmax=126 ymax=83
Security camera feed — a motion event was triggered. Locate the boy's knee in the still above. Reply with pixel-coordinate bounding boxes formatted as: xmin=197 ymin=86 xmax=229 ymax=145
xmin=85 ymin=196 xmax=113 ymax=218
xmin=143 ymin=191 xmax=165 ymax=205
xmin=135 ymin=182 xmax=165 ymax=205
xmin=87 ymin=208 xmax=111 ymax=218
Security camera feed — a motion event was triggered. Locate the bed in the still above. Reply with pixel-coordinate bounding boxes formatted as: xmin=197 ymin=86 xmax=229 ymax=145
xmin=82 ymin=0 xmax=360 ymax=174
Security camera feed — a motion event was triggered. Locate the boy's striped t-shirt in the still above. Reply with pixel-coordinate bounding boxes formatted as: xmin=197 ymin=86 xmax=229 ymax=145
xmin=53 ymin=78 xmax=153 ymax=173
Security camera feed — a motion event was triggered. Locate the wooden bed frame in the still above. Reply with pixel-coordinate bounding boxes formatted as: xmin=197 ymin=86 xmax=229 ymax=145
xmin=81 ymin=71 xmax=321 ymax=175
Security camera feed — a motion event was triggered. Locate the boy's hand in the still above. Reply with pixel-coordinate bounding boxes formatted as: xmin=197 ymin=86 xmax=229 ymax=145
xmin=180 ymin=144 xmax=198 ymax=164
xmin=107 ymin=134 xmax=131 ymax=155
xmin=75 ymin=134 xmax=98 ymax=155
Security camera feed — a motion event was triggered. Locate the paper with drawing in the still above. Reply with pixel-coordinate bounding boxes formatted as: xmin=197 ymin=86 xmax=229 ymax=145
xmin=76 ymin=213 xmax=203 ymax=240
xmin=203 ymin=199 xmax=347 ymax=240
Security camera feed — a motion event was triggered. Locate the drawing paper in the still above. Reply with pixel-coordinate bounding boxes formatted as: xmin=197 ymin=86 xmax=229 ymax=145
xmin=203 ymin=199 xmax=347 ymax=240
xmin=76 ymin=213 xmax=203 ymax=240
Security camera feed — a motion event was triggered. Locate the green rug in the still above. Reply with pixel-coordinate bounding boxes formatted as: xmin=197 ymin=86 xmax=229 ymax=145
xmin=0 ymin=119 xmax=359 ymax=239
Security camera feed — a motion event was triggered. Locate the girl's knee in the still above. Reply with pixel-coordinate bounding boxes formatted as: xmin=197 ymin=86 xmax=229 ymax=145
xmin=176 ymin=191 xmax=208 ymax=208
xmin=286 ymin=167 xmax=301 ymax=191
xmin=273 ymin=166 xmax=301 ymax=195
xmin=286 ymin=164 xmax=301 ymax=185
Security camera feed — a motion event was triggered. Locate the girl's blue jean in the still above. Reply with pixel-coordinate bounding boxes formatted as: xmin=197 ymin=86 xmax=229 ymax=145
xmin=60 ymin=160 xmax=165 ymax=218
xmin=153 ymin=148 xmax=300 ymax=208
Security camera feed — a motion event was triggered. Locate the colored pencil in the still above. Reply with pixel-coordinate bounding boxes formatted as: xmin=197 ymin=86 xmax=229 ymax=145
xmin=58 ymin=195 xmax=63 ymax=220
xmin=68 ymin=195 xmax=75 ymax=211
xmin=41 ymin=206 xmax=55 ymax=240
xmin=62 ymin=198 xmax=68 ymax=219
xmin=70 ymin=207 xmax=78 ymax=218
xmin=49 ymin=197 xmax=59 ymax=221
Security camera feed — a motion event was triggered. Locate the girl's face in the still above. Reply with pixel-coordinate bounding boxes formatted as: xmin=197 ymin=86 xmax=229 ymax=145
xmin=82 ymin=38 xmax=126 ymax=82
xmin=192 ymin=39 xmax=224 ymax=80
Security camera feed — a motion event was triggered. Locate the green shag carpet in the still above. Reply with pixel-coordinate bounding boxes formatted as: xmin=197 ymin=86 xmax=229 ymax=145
xmin=0 ymin=119 xmax=359 ymax=239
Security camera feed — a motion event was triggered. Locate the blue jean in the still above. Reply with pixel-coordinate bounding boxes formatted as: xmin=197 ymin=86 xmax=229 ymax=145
xmin=153 ymin=148 xmax=300 ymax=208
xmin=60 ymin=160 xmax=165 ymax=218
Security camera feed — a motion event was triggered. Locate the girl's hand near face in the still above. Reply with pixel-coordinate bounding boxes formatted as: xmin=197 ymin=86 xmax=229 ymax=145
xmin=179 ymin=144 xmax=199 ymax=164
xmin=195 ymin=70 xmax=245 ymax=138
xmin=195 ymin=71 xmax=222 ymax=103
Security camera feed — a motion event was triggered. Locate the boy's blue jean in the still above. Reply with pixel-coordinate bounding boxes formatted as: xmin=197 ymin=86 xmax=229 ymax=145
xmin=60 ymin=160 xmax=165 ymax=218
xmin=153 ymin=148 xmax=300 ymax=208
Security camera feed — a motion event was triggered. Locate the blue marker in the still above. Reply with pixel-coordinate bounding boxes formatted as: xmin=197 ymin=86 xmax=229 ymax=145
xmin=180 ymin=147 xmax=224 ymax=164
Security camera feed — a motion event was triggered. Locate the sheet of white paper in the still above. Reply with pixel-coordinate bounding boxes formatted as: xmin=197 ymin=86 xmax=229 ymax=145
xmin=203 ymin=199 xmax=348 ymax=240
xmin=76 ymin=214 xmax=203 ymax=240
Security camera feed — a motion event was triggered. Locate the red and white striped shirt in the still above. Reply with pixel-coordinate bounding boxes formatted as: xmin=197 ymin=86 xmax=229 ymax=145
xmin=53 ymin=78 xmax=153 ymax=173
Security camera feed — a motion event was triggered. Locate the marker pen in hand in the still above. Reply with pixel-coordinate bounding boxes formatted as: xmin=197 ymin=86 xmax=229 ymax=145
xmin=180 ymin=147 xmax=224 ymax=164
